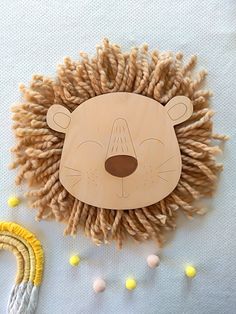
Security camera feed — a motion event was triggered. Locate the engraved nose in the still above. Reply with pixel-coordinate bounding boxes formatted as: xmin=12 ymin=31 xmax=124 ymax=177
xmin=105 ymin=118 xmax=138 ymax=178
xmin=105 ymin=155 xmax=138 ymax=178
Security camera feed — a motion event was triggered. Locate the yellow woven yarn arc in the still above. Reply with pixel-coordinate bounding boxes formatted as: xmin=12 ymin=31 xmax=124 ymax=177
xmin=0 ymin=221 xmax=44 ymax=286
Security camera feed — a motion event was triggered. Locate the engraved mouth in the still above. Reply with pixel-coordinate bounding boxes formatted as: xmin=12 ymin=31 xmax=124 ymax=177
xmin=117 ymin=193 xmax=130 ymax=199
xmin=117 ymin=178 xmax=130 ymax=198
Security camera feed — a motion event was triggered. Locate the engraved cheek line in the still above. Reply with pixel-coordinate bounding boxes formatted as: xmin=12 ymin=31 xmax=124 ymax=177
xmin=139 ymin=138 xmax=164 ymax=146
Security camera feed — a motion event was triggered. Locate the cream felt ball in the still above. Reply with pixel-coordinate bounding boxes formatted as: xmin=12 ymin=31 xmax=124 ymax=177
xmin=147 ymin=254 xmax=160 ymax=268
xmin=93 ymin=278 xmax=106 ymax=293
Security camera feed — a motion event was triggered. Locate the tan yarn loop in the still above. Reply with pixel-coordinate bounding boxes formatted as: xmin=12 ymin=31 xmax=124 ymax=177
xmin=0 ymin=235 xmax=31 ymax=283
xmin=0 ymin=242 xmax=24 ymax=284
xmin=11 ymin=39 xmax=226 ymax=248
xmin=2 ymin=231 xmax=36 ymax=282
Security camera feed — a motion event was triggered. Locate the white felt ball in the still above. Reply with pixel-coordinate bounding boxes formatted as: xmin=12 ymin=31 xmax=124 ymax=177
xmin=147 ymin=254 xmax=160 ymax=268
xmin=93 ymin=278 xmax=106 ymax=293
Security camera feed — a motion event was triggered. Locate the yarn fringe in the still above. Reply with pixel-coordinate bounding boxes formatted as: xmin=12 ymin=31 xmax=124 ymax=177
xmin=8 ymin=283 xmax=39 ymax=314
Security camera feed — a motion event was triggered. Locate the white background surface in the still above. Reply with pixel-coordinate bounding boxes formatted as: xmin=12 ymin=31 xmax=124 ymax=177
xmin=0 ymin=1 xmax=236 ymax=313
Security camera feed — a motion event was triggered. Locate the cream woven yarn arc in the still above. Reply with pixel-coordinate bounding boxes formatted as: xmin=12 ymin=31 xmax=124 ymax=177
xmin=11 ymin=38 xmax=227 ymax=248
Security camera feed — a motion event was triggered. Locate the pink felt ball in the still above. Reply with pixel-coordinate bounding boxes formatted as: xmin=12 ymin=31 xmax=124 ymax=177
xmin=147 ymin=254 xmax=160 ymax=268
xmin=93 ymin=278 xmax=106 ymax=293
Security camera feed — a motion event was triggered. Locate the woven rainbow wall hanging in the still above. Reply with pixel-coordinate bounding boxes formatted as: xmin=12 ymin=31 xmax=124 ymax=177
xmin=0 ymin=222 xmax=44 ymax=314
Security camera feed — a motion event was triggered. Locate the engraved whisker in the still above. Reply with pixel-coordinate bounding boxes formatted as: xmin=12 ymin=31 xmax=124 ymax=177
xmin=157 ymin=155 xmax=177 ymax=169
xmin=158 ymin=169 xmax=177 ymax=174
xmin=64 ymin=166 xmax=81 ymax=172
xmin=157 ymin=175 xmax=169 ymax=183
xmin=66 ymin=174 xmax=82 ymax=177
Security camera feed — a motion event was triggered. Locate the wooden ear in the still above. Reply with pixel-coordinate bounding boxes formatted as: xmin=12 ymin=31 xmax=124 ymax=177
xmin=46 ymin=105 xmax=71 ymax=133
xmin=165 ymin=96 xmax=193 ymax=125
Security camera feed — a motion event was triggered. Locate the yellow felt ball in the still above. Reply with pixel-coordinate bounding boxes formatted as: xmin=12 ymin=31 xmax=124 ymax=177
xmin=69 ymin=255 xmax=80 ymax=266
xmin=7 ymin=196 xmax=20 ymax=208
xmin=185 ymin=265 xmax=197 ymax=278
xmin=125 ymin=278 xmax=137 ymax=290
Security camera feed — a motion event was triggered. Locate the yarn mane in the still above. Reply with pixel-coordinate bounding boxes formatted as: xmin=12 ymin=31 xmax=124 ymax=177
xmin=11 ymin=39 xmax=227 ymax=248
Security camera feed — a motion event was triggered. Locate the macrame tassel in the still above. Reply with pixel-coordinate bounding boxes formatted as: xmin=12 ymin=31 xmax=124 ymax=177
xmin=8 ymin=282 xmax=39 ymax=314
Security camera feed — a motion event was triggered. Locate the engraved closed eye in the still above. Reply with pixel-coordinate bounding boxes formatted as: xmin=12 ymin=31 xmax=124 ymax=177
xmin=139 ymin=138 xmax=164 ymax=146
xmin=77 ymin=140 xmax=103 ymax=149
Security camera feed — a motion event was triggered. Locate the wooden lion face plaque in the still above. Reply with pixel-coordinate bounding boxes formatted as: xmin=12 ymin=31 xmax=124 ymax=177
xmin=47 ymin=92 xmax=193 ymax=209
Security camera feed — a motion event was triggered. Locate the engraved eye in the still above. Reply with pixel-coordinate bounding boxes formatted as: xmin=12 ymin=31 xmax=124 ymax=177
xmin=77 ymin=140 xmax=103 ymax=149
xmin=139 ymin=138 xmax=164 ymax=146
